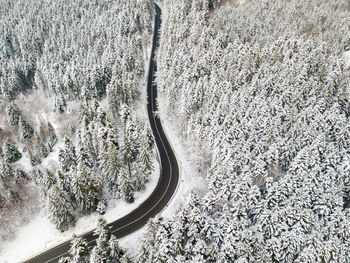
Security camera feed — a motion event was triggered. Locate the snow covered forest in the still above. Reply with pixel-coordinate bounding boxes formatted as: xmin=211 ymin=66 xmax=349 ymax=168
xmin=2 ymin=0 xmax=350 ymax=261
xmin=135 ymin=0 xmax=350 ymax=262
xmin=0 ymin=0 xmax=155 ymax=240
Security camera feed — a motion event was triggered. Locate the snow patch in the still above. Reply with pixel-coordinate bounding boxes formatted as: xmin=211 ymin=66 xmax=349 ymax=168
xmin=344 ymin=51 xmax=350 ymax=68
xmin=216 ymin=0 xmax=245 ymax=8
xmin=155 ymin=1 xmax=163 ymax=9
xmin=118 ymin=227 xmax=145 ymax=256
xmin=40 ymin=140 xmax=65 ymax=170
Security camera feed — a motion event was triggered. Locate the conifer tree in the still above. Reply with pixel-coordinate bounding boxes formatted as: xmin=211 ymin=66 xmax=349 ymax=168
xmin=90 ymin=219 xmax=125 ymax=263
xmin=105 ymin=142 xmax=122 ymax=196
xmin=2 ymin=138 xmax=22 ymax=164
xmin=121 ymin=135 xmax=137 ymax=178
xmin=47 ymin=121 xmax=58 ymax=150
xmin=0 ymin=158 xmax=14 ymax=179
xmin=19 ymin=117 xmax=34 ymax=141
xmin=45 ymin=185 xmax=75 ymax=231
xmin=108 ymin=235 xmax=125 ymax=262
xmin=59 ymin=237 xmax=89 ymax=263
xmin=72 ymin=166 xmax=101 ymax=213
xmin=139 ymin=134 xmax=153 ymax=172
xmin=56 ymin=95 xmax=67 ymax=113
xmin=42 ymin=169 xmax=57 ymax=191
xmin=59 ymin=137 xmax=77 ymax=173
xmin=77 ymin=130 xmax=95 ymax=170
xmin=6 ymin=103 xmax=20 ymax=126
xmin=98 ymin=135 xmax=109 ymax=172
xmin=56 ymin=170 xmax=71 ymax=196
xmin=69 ymin=237 xmax=89 ymax=263
xmin=38 ymin=141 xmax=49 ymax=158
xmin=119 ymin=167 xmax=134 ymax=203
xmin=97 ymin=107 xmax=107 ymax=127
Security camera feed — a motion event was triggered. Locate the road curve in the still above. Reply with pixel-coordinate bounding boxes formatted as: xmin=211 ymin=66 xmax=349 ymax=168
xmin=23 ymin=4 xmax=179 ymax=263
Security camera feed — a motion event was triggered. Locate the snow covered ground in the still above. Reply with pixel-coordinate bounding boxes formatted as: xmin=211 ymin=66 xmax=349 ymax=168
xmin=344 ymin=51 xmax=350 ymax=68
xmin=216 ymin=0 xmax=246 ymax=8
xmin=155 ymin=0 xmax=163 ymax=9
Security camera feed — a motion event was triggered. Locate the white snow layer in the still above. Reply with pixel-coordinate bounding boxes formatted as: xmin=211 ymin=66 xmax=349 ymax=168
xmin=344 ymin=51 xmax=350 ymax=68
xmin=155 ymin=0 xmax=164 ymax=9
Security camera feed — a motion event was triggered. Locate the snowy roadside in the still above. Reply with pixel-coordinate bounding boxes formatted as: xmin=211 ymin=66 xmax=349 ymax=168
xmin=154 ymin=0 xmax=206 ymax=218
xmin=154 ymin=1 xmax=163 ymax=9
xmin=118 ymin=109 xmax=208 ymax=257
xmin=116 ymin=6 xmax=206 ymax=255
xmin=158 ymin=114 xmax=207 ymax=218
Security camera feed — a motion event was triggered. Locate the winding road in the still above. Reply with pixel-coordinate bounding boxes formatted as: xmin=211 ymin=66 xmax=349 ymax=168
xmin=23 ymin=4 xmax=179 ymax=263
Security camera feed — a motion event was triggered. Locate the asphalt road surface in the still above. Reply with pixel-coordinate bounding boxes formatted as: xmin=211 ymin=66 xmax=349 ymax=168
xmin=23 ymin=4 xmax=179 ymax=263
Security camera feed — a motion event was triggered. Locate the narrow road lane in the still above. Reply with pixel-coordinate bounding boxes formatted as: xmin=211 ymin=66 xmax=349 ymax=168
xmin=23 ymin=4 xmax=179 ymax=263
